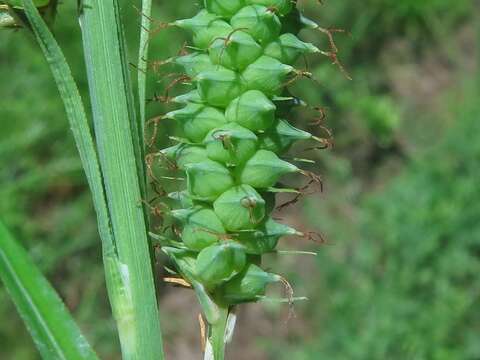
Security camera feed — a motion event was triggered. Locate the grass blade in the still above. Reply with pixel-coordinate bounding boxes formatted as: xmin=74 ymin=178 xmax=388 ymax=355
xmin=138 ymin=0 xmax=152 ymax=137
xmin=0 ymin=221 xmax=99 ymax=360
xmin=79 ymin=1 xmax=164 ymax=358
xmin=118 ymin=3 xmax=147 ymax=202
xmin=20 ymin=0 xmax=137 ymax=357
xmin=20 ymin=0 xmax=115 ymax=255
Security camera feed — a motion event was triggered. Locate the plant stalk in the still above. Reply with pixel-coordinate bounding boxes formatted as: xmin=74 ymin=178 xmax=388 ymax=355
xmin=205 ymin=306 xmax=229 ymax=360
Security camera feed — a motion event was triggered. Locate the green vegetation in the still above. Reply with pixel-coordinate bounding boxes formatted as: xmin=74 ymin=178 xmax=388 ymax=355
xmin=280 ymin=87 xmax=480 ymax=360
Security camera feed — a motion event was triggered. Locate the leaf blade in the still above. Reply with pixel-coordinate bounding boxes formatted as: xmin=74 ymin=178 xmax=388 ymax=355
xmin=0 ymin=221 xmax=99 ymax=360
xmin=19 ymin=2 xmax=135 ymax=358
xmin=78 ymin=0 xmax=165 ymax=358
xmin=20 ymin=0 xmax=115 ymax=256
xmin=138 ymin=0 xmax=152 ymax=131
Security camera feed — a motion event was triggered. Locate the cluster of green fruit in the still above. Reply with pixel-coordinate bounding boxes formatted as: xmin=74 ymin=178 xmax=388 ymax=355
xmin=156 ymin=0 xmax=328 ymax=333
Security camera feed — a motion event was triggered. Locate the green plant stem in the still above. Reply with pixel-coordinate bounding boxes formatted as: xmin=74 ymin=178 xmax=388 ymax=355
xmin=78 ymin=1 xmax=164 ymax=359
xmin=207 ymin=306 xmax=229 ymax=360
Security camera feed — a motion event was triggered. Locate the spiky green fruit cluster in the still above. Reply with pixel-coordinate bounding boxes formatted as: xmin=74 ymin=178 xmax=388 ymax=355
xmin=160 ymin=0 xmax=327 ymax=346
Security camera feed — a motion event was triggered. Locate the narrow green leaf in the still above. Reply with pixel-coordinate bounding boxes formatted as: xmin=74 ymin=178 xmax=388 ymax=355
xmin=0 ymin=221 xmax=99 ymax=360
xmin=79 ymin=1 xmax=164 ymax=359
xmin=117 ymin=2 xmax=147 ymax=202
xmin=20 ymin=0 xmax=114 ymax=256
xmin=138 ymin=0 xmax=152 ymax=134
xmin=20 ymin=2 xmax=133 ymax=358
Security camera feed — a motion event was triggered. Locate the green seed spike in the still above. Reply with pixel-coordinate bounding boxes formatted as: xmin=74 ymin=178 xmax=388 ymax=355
xmin=185 ymin=159 xmax=234 ymax=201
xmin=209 ymin=30 xmax=262 ymax=71
xmin=221 ymin=264 xmax=279 ymax=304
xmin=171 ymin=207 xmax=226 ymax=251
xmin=196 ymin=67 xmax=244 ymax=107
xmin=258 ymin=118 xmax=313 ymax=153
xmin=230 ymin=5 xmax=281 ymax=45
xmin=213 ymin=184 xmax=265 ymax=231
xmin=225 ymin=90 xmax=276 ymax=131
xmin=234 ymin=217 xmax=300 ymax=255
xmin=161 ymin=1 xmax=341 ymax=357
xmin=165 ymin=103 xmax=227 ymax=142
xmin=205 ymin=0 xmax=246 ymax=19
xmin=242 ymin=55 xmax=294 ymax=96
xmin=204 ymin=123 xmax=258 ymax=166
xmin=245 ymin=0 xmax=292 ymax=16
xmin=195 ymin=243 xmax=247 ymax=289
xmin=264 ymin=33 xmax=320 ymax=65
xmin=174 ymin=52 xmax=216 ymax=78
xmin=236 ymin=149 xmax=299 ymax=188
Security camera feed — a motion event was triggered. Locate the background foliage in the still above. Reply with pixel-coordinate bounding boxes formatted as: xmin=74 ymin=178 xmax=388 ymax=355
xmin=0 ymin=0 xmax=478 ymax=359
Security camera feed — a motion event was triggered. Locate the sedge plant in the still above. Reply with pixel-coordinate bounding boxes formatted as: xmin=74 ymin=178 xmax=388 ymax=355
xmin=0 ymin=0 xmax=345 ymax=359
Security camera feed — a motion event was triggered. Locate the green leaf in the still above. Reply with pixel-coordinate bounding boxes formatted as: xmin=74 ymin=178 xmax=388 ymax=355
xmin=20 ymin=0 xmax=114 ymax=257
xmin=0 ymin=221 xmax=99 ymax=360
xmin=138 ymin=0 xmax=152 ymax=136
xmin=20 ymin=1 xmax=163 ymax=358
xmin=20 ymin=1 xmax=133 ymax=357
xmin=118 ymin=2 xmax=148 ymax=204
xmin=78 ymin=1 xmax=164 ymax=359
xmin=135 ymin=0 xmax=152 ymax=211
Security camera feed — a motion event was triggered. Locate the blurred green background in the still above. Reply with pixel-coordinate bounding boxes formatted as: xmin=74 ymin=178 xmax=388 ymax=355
xmin=1 ymin=1 xmax=479 ymax=359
